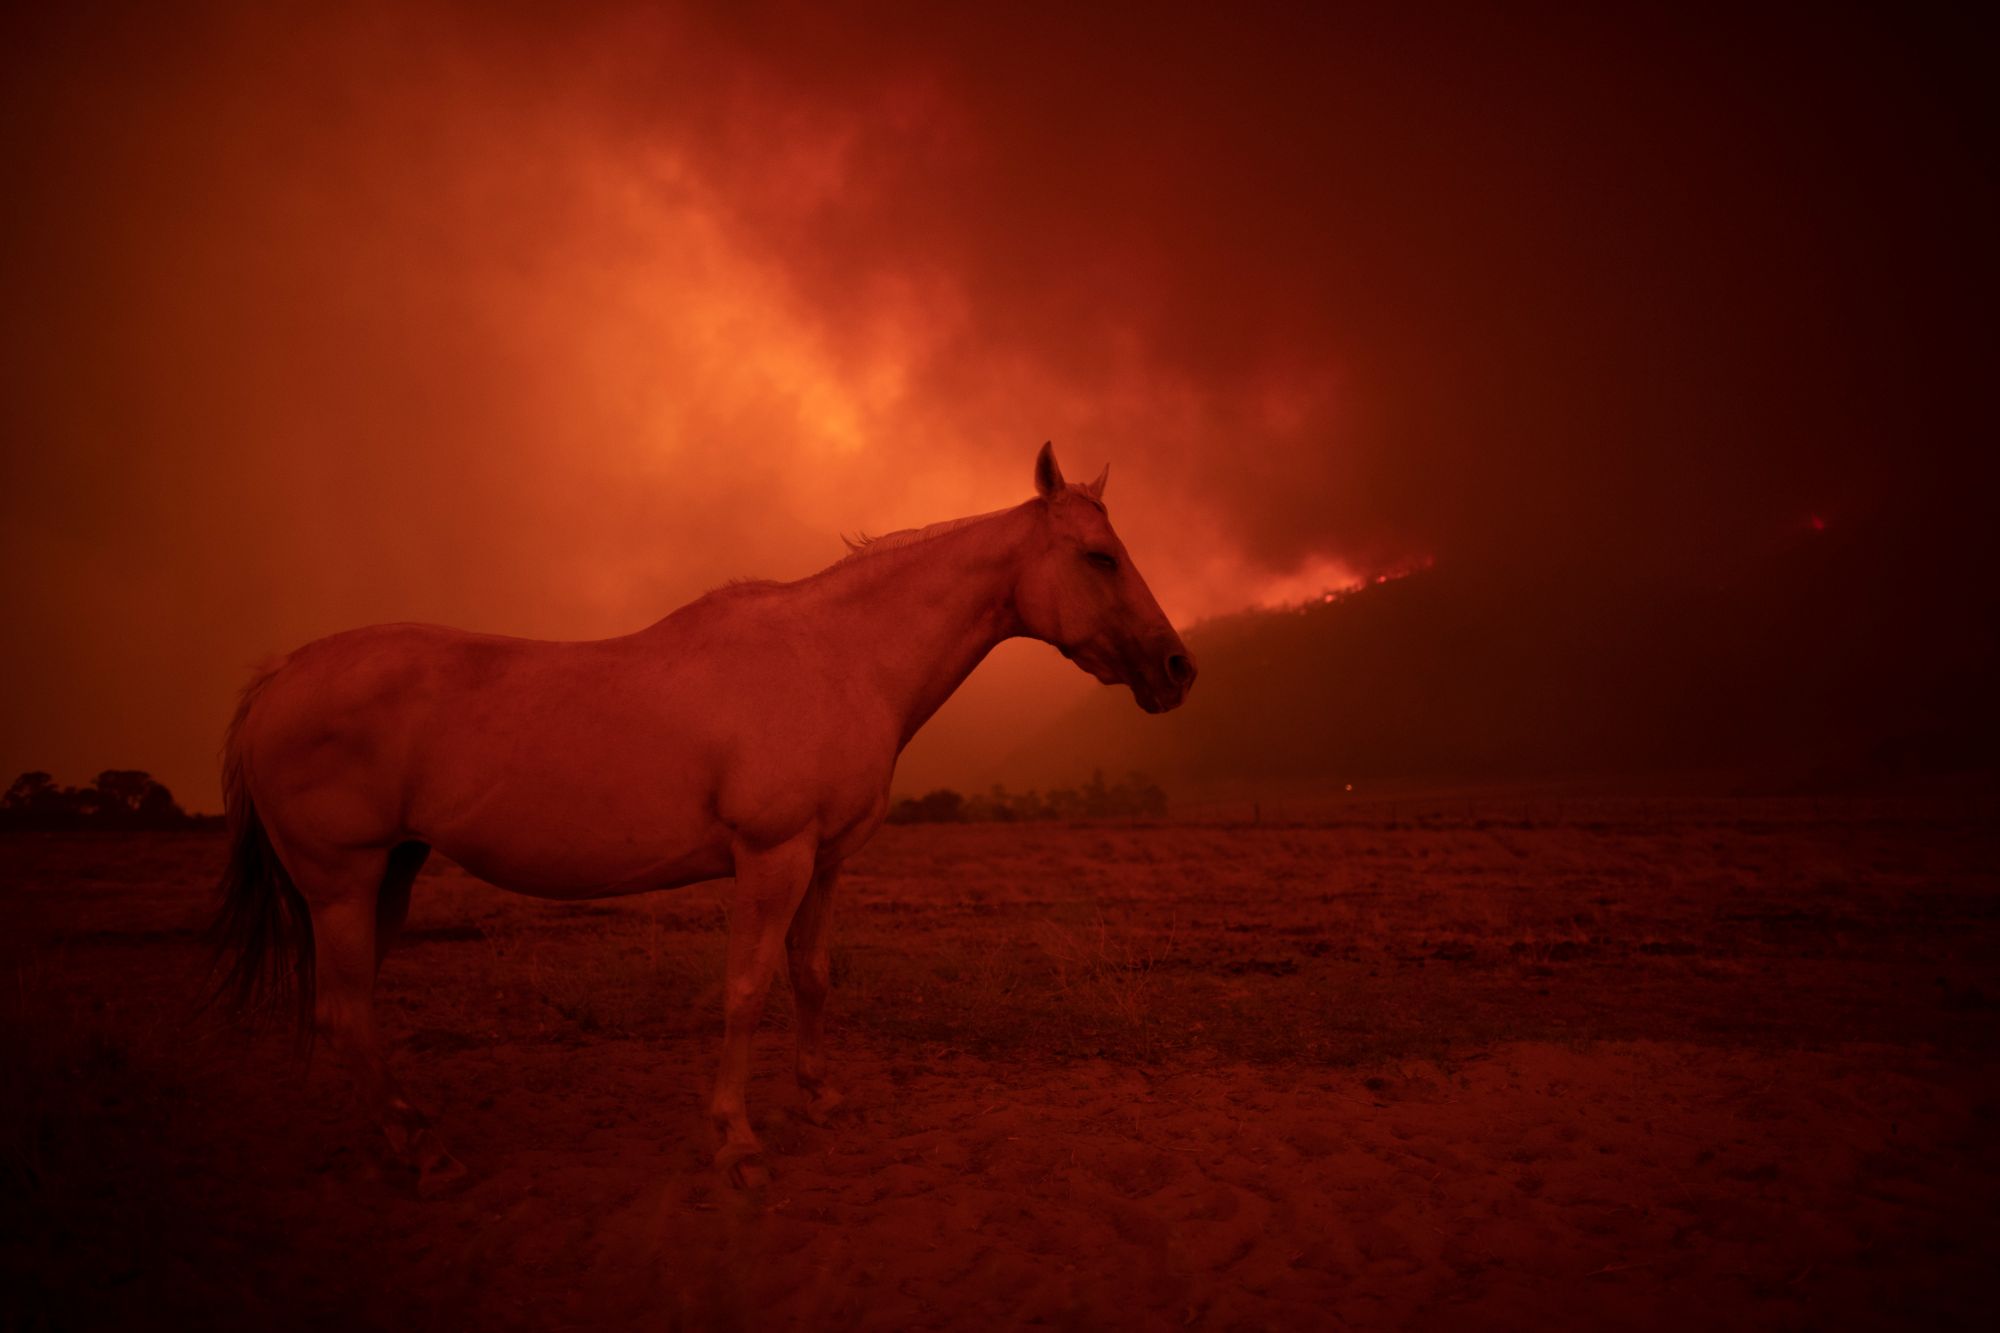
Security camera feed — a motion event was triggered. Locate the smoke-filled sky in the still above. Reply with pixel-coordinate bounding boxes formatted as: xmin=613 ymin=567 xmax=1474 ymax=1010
xmin=3 ymin=2 xmax=1992 ymax=807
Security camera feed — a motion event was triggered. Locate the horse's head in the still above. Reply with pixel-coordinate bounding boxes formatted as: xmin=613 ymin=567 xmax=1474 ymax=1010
xmin=1014 ymin=442 xmax=1197 ymax=714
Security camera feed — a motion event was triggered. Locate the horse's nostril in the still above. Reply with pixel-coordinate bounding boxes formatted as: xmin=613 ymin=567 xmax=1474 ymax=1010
xmin=1165 ymin=653 xmax=1195 ymax=686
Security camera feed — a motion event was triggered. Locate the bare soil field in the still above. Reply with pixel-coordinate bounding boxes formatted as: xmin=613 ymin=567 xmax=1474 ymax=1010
xmin=4 ymin=797 xmax=1998 ymax=1330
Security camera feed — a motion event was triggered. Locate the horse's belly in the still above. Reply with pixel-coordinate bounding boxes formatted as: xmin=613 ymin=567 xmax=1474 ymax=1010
xmin=433 ymin=813 xmax=735 ymax=899
xmin=448 ymin=838 xmax=735 ymax=900
xmin=419 ymin=773 xmax=736 ymax=900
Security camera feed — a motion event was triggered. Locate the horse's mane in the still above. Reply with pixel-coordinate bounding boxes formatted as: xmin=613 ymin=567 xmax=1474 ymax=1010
xmin=833 ymin=506 xmax=1015 ymax=567
xmin=693 ymin=505 xmax=1021 ymax=602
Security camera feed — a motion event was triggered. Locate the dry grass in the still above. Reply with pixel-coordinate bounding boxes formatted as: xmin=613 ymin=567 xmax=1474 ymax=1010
xmin=3 ymin=799 xmax=1998 ymax=1331
xmin=8 ymin=801 xmax=1994 ymax=1078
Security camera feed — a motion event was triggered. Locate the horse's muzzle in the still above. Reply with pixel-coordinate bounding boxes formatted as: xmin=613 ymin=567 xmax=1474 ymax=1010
xmin=1134 ymin=645 xmax=1197 ymax=713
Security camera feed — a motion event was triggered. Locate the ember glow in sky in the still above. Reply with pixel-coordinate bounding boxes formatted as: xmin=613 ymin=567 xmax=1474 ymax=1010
xmin=2 ymin=3 xmax=1992 ymax=804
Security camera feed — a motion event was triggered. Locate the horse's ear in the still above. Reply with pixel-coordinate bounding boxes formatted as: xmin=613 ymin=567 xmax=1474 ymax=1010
xmin=1084 ymin=463 xmax=1108 ymax=500
xmin=1034 ymin=441 xmax=1065 ymax=498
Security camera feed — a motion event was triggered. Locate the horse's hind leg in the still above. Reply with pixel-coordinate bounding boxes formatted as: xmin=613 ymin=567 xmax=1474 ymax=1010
xmin=786 ymin=859 xmax=844 ymax=1123
xmin=292 ymin=844 xmax=464 ymax=1193
xmin=366 ymin=841 xmax=462 ymax=1186
xmin=374 ymin=840 xmax=430 ymax=972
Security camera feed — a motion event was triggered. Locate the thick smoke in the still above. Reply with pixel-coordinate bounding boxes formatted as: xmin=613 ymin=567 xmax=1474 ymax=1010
xmin=2 ymin=3 xmax=1991 ymax=801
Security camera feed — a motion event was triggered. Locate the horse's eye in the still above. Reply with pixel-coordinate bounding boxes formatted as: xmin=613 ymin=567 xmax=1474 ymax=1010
xmin=1085 ymin=551 xmax=1119 ymax=573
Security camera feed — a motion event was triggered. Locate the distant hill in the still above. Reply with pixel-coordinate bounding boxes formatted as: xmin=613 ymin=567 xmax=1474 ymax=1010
xmin=998 ymin=521 xmax=1999 ymax=794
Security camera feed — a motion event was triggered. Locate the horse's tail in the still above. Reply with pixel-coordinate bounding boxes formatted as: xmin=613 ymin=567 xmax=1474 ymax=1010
xmin=205 ymin=660 xmax=316 ymax=1048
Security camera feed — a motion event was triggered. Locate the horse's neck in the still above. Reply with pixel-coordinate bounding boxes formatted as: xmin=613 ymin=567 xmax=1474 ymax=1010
xmin=816 ymin=507 xmax=1033 ymax=748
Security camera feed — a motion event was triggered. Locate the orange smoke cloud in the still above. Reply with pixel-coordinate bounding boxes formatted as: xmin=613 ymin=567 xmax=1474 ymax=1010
xmin=2 ymin=2 xmax=1991 ymax=803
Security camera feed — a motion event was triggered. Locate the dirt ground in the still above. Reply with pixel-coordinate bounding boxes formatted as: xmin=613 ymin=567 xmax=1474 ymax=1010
xmin=4 ymin=796 xmax=1998 ymax=1330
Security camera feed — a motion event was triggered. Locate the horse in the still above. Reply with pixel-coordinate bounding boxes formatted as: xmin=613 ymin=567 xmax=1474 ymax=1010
xmin=211 ymin=441 xmax=1196 ymax=1190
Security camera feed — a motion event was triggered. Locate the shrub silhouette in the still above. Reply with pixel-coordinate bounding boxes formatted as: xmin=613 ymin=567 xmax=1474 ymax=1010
xmin=888 ymin=771 xmax=1168 ymax=824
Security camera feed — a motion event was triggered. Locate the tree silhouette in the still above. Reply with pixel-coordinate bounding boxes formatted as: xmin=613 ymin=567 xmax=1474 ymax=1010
xmin=89 ymin=769 xmax=182 ymax=821
xmin=4 ymin=771 xmax=64 ymax=816
xmin=1 ymin=769 xmax=203 ymax=830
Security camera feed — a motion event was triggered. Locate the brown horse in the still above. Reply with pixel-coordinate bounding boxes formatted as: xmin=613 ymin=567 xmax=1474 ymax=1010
xmin=212 ymin=442 xmax=1194 ymax=1190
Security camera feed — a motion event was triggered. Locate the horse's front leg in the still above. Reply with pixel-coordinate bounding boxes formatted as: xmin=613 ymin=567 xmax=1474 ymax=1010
xmin=786 ymin=858 xmax=843 ymax=1123
xmin=710 ymin=831 xmax=816 ymax=1188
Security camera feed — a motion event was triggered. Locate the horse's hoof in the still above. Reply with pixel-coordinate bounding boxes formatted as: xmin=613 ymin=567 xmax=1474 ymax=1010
xmin=416 ymin=1151 xmax=470 ymax=1198
xmin=803 ymin=1085 xmax=847 ymax=1126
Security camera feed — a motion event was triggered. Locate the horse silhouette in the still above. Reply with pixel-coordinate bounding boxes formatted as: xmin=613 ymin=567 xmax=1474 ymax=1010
xmin=213 ymin=442 xmax=1194 ymax=1189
